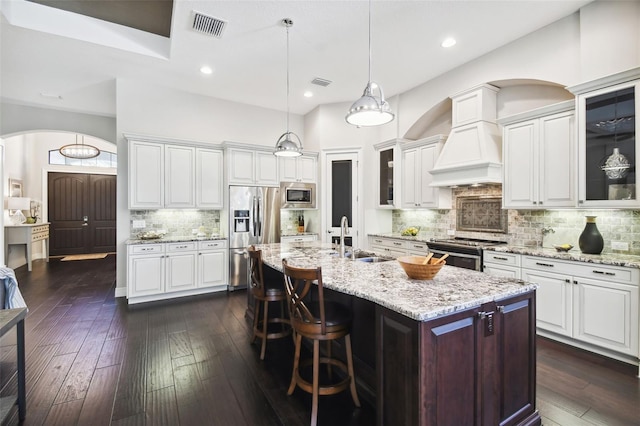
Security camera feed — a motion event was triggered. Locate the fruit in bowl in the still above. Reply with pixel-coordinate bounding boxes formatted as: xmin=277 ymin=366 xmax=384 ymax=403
xmin=554 ymin=244 xmax=573 ymax=252
xmin=401 ymin=226 xmax=420 ymax=236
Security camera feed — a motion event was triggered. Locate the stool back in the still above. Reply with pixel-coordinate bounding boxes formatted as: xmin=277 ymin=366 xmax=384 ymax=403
xmin=282 ymin=259 xmax=328 ymax=335
xmin=248 ymin=246 xmax=266 ymax=298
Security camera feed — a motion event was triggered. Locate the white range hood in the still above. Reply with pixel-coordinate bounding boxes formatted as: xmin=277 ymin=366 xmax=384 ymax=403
xmin=430 ymin=84 xmax=502 ymax=187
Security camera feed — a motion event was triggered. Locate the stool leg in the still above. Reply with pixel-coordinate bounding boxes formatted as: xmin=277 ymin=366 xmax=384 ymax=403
xmin=260 ymin=301 xmax=269 ymax=360
xmin=345 ymin=334 xmax=361 ymax=407
xmin=251 ymin=298 xmax=260 ymax=344
xmin=288 ymin=333 xmax=302 ymax=395
xmin=311 ymin=339 xmax=320 ymax=426
xmin=326 ymin=340 xmax=333 ymax=379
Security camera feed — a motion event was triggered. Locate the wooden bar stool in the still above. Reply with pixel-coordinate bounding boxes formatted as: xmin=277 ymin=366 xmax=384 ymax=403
xmin=282 ymin=259 xmax=360 ymax=426
xmin=248 ymin=246 xmax=291 ymax=360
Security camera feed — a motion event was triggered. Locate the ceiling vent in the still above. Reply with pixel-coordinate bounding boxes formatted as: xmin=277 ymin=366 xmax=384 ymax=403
xmin=192 ymin=11 xmax=227 ymax=38
xmin=311 ymin=77 xmax=332 ymax=87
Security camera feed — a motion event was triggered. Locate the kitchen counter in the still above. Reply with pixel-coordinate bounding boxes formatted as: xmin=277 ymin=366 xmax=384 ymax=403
xmin=485 ymin=245 xmax=640 ymax=269
xmin=281 ymin=231 xmax=318 ymax=237
xmin=126 ymin=235 xmax=227 ymax=245
xmin=254 ymin=241 xmax=536 ymax=321
xmin=368 ymin=232 xmax=433 ymax=243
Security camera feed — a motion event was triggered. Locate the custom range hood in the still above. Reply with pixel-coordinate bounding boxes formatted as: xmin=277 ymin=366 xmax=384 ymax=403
xmin=430 ymin=84 xmax=502 ymax=187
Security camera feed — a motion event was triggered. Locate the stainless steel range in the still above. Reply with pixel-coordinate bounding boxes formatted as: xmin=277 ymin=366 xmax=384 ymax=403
xmin=427 ymin=238 xmax=507 ymax=271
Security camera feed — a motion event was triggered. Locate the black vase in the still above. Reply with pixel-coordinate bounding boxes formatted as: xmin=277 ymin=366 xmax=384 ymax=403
xmin=578 ymin=216 xmax=604 ymax=255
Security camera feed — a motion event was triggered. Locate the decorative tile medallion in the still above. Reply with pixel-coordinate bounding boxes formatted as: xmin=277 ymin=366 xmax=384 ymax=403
xmin=456 ymin=196 xmax=507 ymax=233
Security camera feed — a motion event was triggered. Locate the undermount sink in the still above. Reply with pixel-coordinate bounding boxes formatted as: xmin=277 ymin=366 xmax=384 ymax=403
xmin=331 ymin=250 xmax=394 ymax=263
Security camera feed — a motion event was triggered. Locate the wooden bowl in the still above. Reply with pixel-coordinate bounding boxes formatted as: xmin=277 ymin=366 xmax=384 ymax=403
xmin=397 ymin=256 xmax=446 ymax=280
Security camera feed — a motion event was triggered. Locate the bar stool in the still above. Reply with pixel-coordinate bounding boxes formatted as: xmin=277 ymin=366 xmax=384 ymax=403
xmin=282 ymin=259 xmax=360 ymax=426
xmin=248 ymin=246 xmax=291 ymax=360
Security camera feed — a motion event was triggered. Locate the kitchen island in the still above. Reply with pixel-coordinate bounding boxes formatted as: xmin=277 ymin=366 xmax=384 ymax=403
xmin=254 ymin=241 xmax=541 ymax=426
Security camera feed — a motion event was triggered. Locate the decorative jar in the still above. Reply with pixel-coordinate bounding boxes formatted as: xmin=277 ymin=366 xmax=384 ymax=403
xmin=578 ymin=216 xmax=603 ymax=254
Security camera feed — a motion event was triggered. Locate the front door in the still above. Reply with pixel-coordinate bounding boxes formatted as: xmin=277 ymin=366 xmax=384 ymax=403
xmin=47 ymin=172 xmax=116 ymax=256
xmin=324 ymin=151 xmax=360 ymax=247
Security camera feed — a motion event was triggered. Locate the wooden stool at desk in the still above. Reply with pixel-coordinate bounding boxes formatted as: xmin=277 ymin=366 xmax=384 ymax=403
xmin=282 ymin=259 xmax=360 ymax=426
xmin=248 ymin=246 xmax=291 ymax=360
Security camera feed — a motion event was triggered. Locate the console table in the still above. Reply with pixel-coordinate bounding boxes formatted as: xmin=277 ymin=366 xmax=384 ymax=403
xmin=4 ymin=224 xmax=50 ymax=272
xmin=0 ymin=308 xmax=27 ymax=422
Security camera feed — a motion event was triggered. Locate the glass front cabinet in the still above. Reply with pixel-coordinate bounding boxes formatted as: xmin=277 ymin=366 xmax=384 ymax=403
xmin=569 ymin=68 xmax=640 ymax=208
xmin=374 ymin=139 xmax=403 ymax=208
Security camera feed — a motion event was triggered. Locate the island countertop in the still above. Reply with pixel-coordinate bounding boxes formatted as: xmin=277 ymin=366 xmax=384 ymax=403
xmin=254 ymin=241 xmax=537 ymax=322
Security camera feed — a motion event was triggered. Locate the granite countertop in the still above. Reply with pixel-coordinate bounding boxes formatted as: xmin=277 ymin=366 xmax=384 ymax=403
xmin=368 ymin=232 xmax=433 ymax=243
xmin=485 ymin=245 xmax=640 ymax=269
xmin=281 ymin=232 xmax=318 ymax=237
xmin=254 ymin=241 xmax=537 ymax=322
xmin=126 ymin=235 xmax=227 ymax=245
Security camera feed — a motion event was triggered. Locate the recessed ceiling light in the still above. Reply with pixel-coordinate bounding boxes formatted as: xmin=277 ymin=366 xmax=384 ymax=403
xmin=40 ymin=92 xmax=63 ymax=100
xmin=441 ymin=37 xmax=456 ymax=48
xmin=200 ymin=66 xmax=213 ymax=75
xmin=303 ymin=91 xmax=313 ymax=98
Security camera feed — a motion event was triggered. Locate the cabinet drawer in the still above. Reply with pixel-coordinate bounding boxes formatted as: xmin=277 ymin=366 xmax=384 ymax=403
xmin=32 ymin=225 xmax=50 ymax=234
xmin=167 ymin=242 xmax=197 ymax=252
xmin=130 ymin=244 xmax=164 ymax=254
xmin=522 ymin=255 xmax=637 ymax=284
xmin=484 ymin=252 xmax=521 ymax=267
xmin=408 ymin=242 xmax=429 ymax=254
xmin=370 ymin=237 xmax=407 ymax=249
xmin=198 ymin=240 xmax=227 ymax=250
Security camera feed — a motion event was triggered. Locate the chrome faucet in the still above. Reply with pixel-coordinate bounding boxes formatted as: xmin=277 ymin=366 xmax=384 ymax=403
xmin=339 ymin=215 xmax=349 ymax=258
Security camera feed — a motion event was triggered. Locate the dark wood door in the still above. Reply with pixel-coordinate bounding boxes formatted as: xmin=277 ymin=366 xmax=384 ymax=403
xmin=48 ymin=172 xmax=116 ymax=256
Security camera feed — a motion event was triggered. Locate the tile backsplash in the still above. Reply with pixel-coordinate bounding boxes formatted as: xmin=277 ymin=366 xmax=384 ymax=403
xmin=130 ymin=210 xmax=221 ymax=237
xmin=392 ymin=185 xmax=640 ymax=255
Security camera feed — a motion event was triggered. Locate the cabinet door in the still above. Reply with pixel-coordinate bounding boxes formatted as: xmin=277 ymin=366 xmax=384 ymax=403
xmin=166 ymin=252 xmax=197 ymax=293
xmin=198 ymin=250 xmax=226 ymax=288
xmin=298 ymin=155 xmax=317 ymax=183
xmin=418 ymin=144 xmax=438 ymax=207
xmin=484 ymin=264 xmax=521 ymax=279
xmin=128 ymin=255 xmax=164 ymax=297
xmin=255 ymin=151 xmax=279 ymax=186
xmin=228 ymin=149 xmax=255 ymax=184
xmin=279 ymin=157 xmax=297 ymax=182
xmin=196 ymin=148 xmax=223 ymax=209
xmin=401 ymin=148 xmax=418 ymax=208
xmin=165 ymin=145 xmax=195 ymax=208
xmin=573 ymin=277 xmax=639 ymax=356
xmin=129 ymin=141 xmax=164 ymax=209
xmin=540 ymin=111 xmax=575 ymax=207
xmin=522 ymin=268 xmax=572 ymax=336
xmin=503 ymin=120 xmax=537 ymax=208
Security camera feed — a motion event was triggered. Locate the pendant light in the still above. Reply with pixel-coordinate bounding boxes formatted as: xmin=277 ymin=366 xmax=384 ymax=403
xmin=59 ymin=134 xmax=100 ymax=159
xmin=345 ymin=0 xmax=394 ymax=127
xmin=274 ymin=18 xmax=303 ymax=158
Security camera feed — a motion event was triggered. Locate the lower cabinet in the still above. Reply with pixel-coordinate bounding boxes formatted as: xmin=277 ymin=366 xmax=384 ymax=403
xmin=377 ymin=291 xmax=539 ymax=426
xmin=281 ymin=234 xmax=317 ymax=243
xmin=369 ymin=236 xmax=414 ymax=257
xmin=484 ymin=252 xmax=522 ymax=279
xmin=127 ymin=240 xmax=228 ymax=304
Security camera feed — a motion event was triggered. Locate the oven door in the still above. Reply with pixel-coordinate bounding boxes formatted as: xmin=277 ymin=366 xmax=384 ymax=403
xmin=429 ymin=249 xmax=481 ymax=271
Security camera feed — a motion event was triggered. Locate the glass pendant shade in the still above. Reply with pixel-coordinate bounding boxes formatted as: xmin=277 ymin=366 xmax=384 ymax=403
xmin=273 ymin=18 xmax=302 ymax=157
xmin=59 ymin=135 xmax=100 ymax=159
xmin=346 ymin=81 xmax=394 ymax=126
xmin=601 ymin=147 xmax=630 ymax=179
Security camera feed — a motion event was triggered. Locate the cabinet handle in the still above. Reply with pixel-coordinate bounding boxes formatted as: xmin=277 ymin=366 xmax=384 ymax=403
xmin=573 ymin=280 xmax=578 ymax=285
xmin=496 ymin=305 xmax=504 ymax=313
xmin=539 ymin=201 xmax=543 ymax=205
xmin=477 ymin=311 xmax=487 ymax=319
xmin=393 ymin=242 xmax=402 ymax=246
xmin=535 ymin=262 xmax=555 ymax=267
xmin=565 ymin=278 xmax=571 ymax=283
xmin=533 ymin=201 xmax=537 ymax=205
xmin=494 ymin=256 xmax=508 ymax=261
xmin=579 ymin=200 xmax=584 ymax=204
xmin=592 ymin=270 xmax=615 ymax=276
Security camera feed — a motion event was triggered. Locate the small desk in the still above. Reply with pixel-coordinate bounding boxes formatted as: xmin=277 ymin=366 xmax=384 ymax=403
xmin=0 ymin=308 xmax=27 ymax=422
xmin=4 ymin=224 xmax=50 ymax=272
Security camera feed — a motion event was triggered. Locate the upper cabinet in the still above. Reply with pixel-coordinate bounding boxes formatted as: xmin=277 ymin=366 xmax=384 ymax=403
xmin=401 ymin=135 xmax=451 ymax=209
xmin=499 ymin=101 xmax=576 ymax=209
xmin=374 ymin=139 xmax=402 ymax=208
xmin=279 ymin=153 xmax=318 ymax=183
xmin=127 ymin=135 xmax=223 ymax=210
xmin=227 ymin=146 xmax=279 ymax=186
xmin=568 ymin=68 xmax=640 ymax=208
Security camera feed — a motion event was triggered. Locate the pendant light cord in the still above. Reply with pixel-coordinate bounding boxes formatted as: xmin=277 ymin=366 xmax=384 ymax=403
xmin=286 ymin=20 xmax=291 ymax=133
xmin=368 ymin=0 xmax=372 ymax=84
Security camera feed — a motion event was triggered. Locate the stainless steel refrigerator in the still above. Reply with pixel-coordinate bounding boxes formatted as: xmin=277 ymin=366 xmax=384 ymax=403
xmin=228 ymin=186 xmax=281 ymax=290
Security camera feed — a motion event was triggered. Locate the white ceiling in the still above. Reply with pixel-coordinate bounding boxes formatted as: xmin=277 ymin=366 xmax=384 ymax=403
xmin=1 ymin=0 xmax=592 ymax=118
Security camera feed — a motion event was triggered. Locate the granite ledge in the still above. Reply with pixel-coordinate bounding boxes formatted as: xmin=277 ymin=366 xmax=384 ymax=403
xmin=368 ymin=232 xmax=433 ymax=244
xmin=485 ymin=246 xmax=640 ymax=269
xmin=126 ymin=235 xmax=227 ymax=245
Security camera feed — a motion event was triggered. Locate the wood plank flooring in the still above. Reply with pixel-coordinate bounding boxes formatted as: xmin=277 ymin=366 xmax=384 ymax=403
xmin=1 ymin=256 xmax=638 ymax=425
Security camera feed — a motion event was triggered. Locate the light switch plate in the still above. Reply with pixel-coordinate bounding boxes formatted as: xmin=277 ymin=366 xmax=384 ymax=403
xmin=447 ymin=229 xmax=455 ymax=236
xmin=132 ymin=220 xmax=145 ymax=229
xmin=611 ymin=241 xmax=629 ymax=251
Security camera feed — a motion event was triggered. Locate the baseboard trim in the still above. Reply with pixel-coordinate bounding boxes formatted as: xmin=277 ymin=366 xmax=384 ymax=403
xmin=115 ymin=287 xmax=127 ymax=298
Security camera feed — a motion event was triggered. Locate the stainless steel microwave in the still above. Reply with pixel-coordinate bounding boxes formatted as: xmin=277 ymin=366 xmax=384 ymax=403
xmin=280 ymin=181 xmax=316 ymax=209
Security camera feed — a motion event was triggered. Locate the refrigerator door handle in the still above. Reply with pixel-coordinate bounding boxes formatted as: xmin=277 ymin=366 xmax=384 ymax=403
xmin=256 ymin=196 xmax=262 ymax=237
xmin=252 ymin=196 xmax=258 ymax=237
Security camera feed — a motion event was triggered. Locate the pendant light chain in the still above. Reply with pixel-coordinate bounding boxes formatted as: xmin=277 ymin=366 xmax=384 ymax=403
xmin=286 ymin=20 xmax=291 ymax=133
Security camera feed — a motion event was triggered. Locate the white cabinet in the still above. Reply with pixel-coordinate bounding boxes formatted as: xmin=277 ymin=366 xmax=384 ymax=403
xmin=127 ymin=136 xmax=223 ymax=209
xmin=407 ymin=241 xmax=429 ymax=256
xmin=401 ymin=136 xmax=451 ymax=209
xmin=197 ymin=240 xmax=227 ymax=288
xmin=196 ymin=148 xmax=223 ymax=209
xmin=374 ymin=139 xmax=403 ymax=208
xmin=483 ymin=251 xmax=521 ymax=279
xmin=127 ymin=239 xmax=228 ymax=304
xmin=227 ymin=147 xmax=279 ymax=186
xmin=500 ymin=101 xmax=575 ymax=209
xmin=279 ymin=154 xmax=317 ymax=183
xmin=568 ymin=69 xmax=640 ymax=208
xmin=281 ymin=234 xmax=317 ymax=243
xmin=368 ymin=236 xmax=409 ymax=258
xmin=522 ymin=255 xmax=639 ymax=359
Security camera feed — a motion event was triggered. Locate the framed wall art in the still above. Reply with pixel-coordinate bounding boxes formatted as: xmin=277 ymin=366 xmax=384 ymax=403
xmin=9 ymin=178 xmax=23 ymax=197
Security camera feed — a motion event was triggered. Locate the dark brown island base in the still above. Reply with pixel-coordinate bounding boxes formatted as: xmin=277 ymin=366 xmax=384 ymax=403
xmin=251 ymin=242 xmax=541 ymax=426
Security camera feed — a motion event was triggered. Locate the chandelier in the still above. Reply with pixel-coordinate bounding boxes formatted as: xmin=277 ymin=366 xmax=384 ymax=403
xmin=59 ymin=134 xmax=100 ymax=159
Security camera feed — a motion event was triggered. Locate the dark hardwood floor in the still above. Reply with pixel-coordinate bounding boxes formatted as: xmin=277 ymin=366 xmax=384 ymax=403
xmin=1 ymin=256 xmax=638 ymax=425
